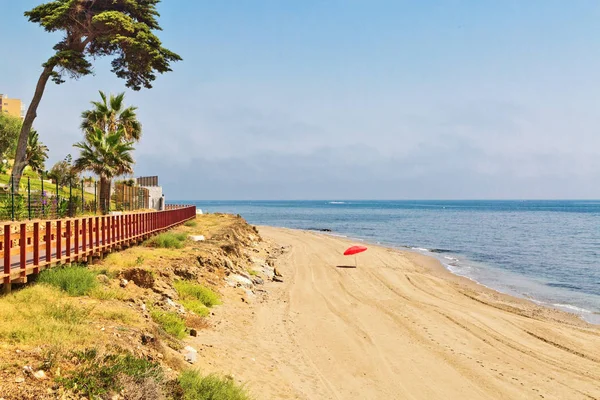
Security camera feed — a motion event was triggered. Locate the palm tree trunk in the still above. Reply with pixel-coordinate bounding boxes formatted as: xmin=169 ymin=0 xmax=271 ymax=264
xmin=99 ymin=176 xmax=111 ymax=214
xmin=11 ymin=64 xmax=55 ymax=190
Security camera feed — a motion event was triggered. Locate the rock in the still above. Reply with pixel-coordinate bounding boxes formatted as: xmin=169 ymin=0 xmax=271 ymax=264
xmin=174 ymin=265 xmax=198 ymax=280
xmin=33 ymin=370 xmax=46 ymax=380
xmin=196 ymin=209 xmax=203 ymax=215
xmin=120 ymin=279 xmax=129 ymax=288
xmin=184 ymin=346 xmax=198 ymax=353
xmin=251 ymin=276 xmax=264 ymax=285
xmin=274 ymin=267 xmax=282 ymax=277
xmin=141 ymin=332 xmax=155 ymax=345
xmin=96 ymin=274 xmax=110 ymax=284
xmin=190 ymin=329 xmax=198 ymax=337
xmin=273 ymin=276 xmax=284 ymax=283
xmin=123 ymin=268 xmax=154 ymax=289
xmin=185 ymin=352 xmax=197 ymax=364
xmin=14 ymin=376 xmax=24 ymax=383
xmin=189 ymin=235 xmax=205 ymax=242
xmin=23 ymin=366 xmax=33 ymax=376
xmin=152 ymin=280 xmax=177 ymax=299
xmin=224 ymin=258 xmax=235 ymax=270
xmin=226 ymin=274 xmax=253 ymax=288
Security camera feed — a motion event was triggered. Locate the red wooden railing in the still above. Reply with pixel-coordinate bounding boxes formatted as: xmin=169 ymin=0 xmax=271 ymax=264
xmin=0 ymin=205 xmax=196 ymax=290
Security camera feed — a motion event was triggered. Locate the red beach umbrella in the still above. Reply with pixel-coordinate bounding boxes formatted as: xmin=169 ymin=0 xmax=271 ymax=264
xmin=343 ymin=245 xmax=368 ymax=267
xmin=344 ymin=245 xmax=368 ymax=256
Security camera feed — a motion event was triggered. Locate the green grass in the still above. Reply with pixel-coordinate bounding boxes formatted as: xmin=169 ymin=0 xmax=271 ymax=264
xmin=150 ymin=309 xmax=187 ymax=339
xmin=145 ymin=232 xmax=188 ymax=249
xmin=174 ymin=280 xmax=221 ymax=308
xmin=59 ymin=349 xmax=163 ymax=398
xmin=0 ymin=172 xmax=95 ymax=201
xmin=184 ymin=220 xmax=198 ymax=227
xmin=178 ymin=370 xmax=251 ymax=400
xmin=180 ymin=300 xmax=210 ymax=317
xmin=247 ymin=269 xmax=258 ymax=276
xmin=38 ymin=265 xmax=98 ymax=296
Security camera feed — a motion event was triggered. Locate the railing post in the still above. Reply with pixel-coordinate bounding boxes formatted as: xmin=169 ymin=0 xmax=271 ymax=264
xmin=56 ymin=220 xmax=62 ymax=263
xmin=74 ymin=219 xmax=79 ymax=262
xmin=33 ymin=222 xmax=40 ymax=274
xmin=3 ymin=225 xmax=11 ymax=291
xmin=65 ymin=220 xmax=71 ymax=263
xmin=94 ymin=181 xmax=97 ymax=215
xmin=45 ymin=221 xmax=52 ymax=266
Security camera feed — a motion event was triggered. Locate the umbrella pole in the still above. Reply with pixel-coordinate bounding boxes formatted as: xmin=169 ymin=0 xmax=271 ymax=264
xmin=355 ymin=255 xmax=357 ymax=268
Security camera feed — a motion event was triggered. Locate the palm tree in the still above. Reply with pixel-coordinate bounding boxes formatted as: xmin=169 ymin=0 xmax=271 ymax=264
xmin=73 ymin=127 xmax=135 ymax=214
xmin=81 ymin=91 xmax=142 ymax=142
xmin=25 ymin=130 xmax=49 ymax=174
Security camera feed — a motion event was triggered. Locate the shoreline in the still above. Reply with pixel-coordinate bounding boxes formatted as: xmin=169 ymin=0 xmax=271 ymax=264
xmin=302 ymin=227 xmax=600 ymax=326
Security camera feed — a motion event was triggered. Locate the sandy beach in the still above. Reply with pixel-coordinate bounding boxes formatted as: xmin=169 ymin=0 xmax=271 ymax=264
xmin=193 ymin=226 xmax=600 ymax=399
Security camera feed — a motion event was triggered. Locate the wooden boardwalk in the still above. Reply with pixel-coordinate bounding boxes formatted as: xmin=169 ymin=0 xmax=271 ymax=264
xmin=0 ymin=205 xmax=196 ymax=291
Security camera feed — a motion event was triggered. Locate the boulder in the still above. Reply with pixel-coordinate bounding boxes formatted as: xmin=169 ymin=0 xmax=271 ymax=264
xmin=273 ymin=276 xmax=284 ymax=283
xmin=226 ymin=274 xmax=253 ymax=288
xmin=96 ymin=274 xmax=110 ymax=284
xmin=189 ymin=235 xmax=205 ymax=242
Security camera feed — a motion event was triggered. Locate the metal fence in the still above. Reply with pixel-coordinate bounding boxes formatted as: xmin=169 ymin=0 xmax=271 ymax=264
xmin=0 ymin=175 xmax=150 ymax=222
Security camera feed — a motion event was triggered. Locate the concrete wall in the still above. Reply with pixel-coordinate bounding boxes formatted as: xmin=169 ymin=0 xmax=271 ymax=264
xmin=145 ymin=185 xmax=164 ymax=210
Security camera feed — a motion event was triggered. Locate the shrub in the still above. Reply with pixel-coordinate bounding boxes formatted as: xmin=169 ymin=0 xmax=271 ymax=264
xmin=38 ymin=265 xmax=97 ymax=296
xmin=180 ymin=300 xmax=209 ymax=317
xmin=59 ymin=349 xmax=163 ymax=398
xmin=178 ymin=370 xmax=251 ymax=400
xmin=174 ymin=281 xmax=221 ymax=308
xmin=150 ymin=309 xmax=186 ymax=339
xmin=145 ymin=232 xmax=187 ymax=249
xmin=184 ymin=220 xmax=197 ymax=227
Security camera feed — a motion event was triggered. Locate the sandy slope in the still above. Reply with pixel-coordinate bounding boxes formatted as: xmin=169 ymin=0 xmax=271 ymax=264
xmin=192 ymin=227 xmax=600 ymax=400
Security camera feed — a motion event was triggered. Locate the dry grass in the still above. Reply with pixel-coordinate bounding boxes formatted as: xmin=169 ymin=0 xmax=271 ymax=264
xmin=0 ymin=285 xmax=140 ymax=347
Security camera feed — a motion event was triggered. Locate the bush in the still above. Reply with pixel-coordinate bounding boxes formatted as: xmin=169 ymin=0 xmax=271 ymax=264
xmin=59 ymin=349 xmax=163 ymax=398
xmin=38 ymin=265 xmax=97 ymax=296
xmin=150 ymin=309 xmax=186 ymax=339
xmin=184 ymin=220 xmax=198 ymax=227
xmin=178 ymin=370 xmax=251 ymax=400
xmin=145 ymin=232 xmax=187 ymax=249
xmin=174 ymin=280 xmax=221 ymax=308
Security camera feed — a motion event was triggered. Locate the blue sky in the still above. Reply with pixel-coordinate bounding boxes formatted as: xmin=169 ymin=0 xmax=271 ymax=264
xmin=1 ymin=0 xmax=600 ymax=199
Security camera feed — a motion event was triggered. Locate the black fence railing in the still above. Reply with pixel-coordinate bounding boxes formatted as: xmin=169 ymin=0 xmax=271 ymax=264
xmin=0 ymin=175 xmax=150 ymax=222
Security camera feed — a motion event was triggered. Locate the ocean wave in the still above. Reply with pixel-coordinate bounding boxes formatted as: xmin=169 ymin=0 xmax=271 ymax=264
xmin=551 ymin=303 xmax=592 ymax=314
xmin=430 ymin=248 xmax=454 ymax=254
xmin=328 ymin=201 xmax=346 ymax=204
xmin=411 ymin=247 xmax=430 ymax=252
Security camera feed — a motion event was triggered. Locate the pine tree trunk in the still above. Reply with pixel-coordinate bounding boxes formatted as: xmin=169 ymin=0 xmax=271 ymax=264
xmin=11 ymin=64 xmax=55 ymax=190
xmin=99 ymin=177 xmax=112 ymax=215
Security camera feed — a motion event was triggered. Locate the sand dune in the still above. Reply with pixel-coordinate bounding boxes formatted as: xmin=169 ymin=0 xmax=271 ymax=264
xmin=194 ymin=227 xmax=600 ymax=399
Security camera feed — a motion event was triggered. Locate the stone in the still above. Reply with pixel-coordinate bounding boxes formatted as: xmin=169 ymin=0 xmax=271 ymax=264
xmin=33 ymin=370 xmax=46 ymax=380
xmin=120 ymin=279 xmax=129 ymax=288
xmin=189 ymin=235 xmax=205 ymax=242
xmin=224 ymin=259 xmax=235 ymax=270
xmin=141 ymin=332 xmax=155 ymax=345
xmin=22 ymin=366 xmax=33 ymax=375
xmin=273 ymin=276 xmax=284 ymax=283
xmin=185 ymin=352 xmax=197 ymax=364
xmin=190 ymin=329 xmax=198 ymax=337
xmin=184 ymin=346 xmax=198 ymax=353
xmin=226 ymin=274 xmax=253 ymax=288
xmin=174 ymin=265 xmax=198 ymax=280
xmin=96 ymin=274 xmax=110 ymax=284
xmin=274 ymin=267 xmax=282 ymax=277
xmin=14 ymin=376 xmax=24 ymax=383
xmin=251 ymin=276 xmax=264 ymax=285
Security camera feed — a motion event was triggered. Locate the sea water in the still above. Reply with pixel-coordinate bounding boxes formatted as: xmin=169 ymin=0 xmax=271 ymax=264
xmin=177 ymin=200 xmax=600 ymax=324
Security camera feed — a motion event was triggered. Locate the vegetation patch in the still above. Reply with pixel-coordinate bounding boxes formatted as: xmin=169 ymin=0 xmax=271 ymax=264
xmin=174 ymin=280 xmax=221 ymax=308
xmin=59 ymin=348 xmax=163 ymax=399
xmin=150 ymin=309 xmax=187 ymax=339
xmin=145 ymin=232 xmax=188 ymax=249
xmin=178 ymin=370 xmax=251 ymax=400
xmin=0 ymin=286 xmax=93 ymax=346
xmin=184 ymin=220 xmax=198 ymax=227
xmin=38 ymin=264 xmax=98 ymax=296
